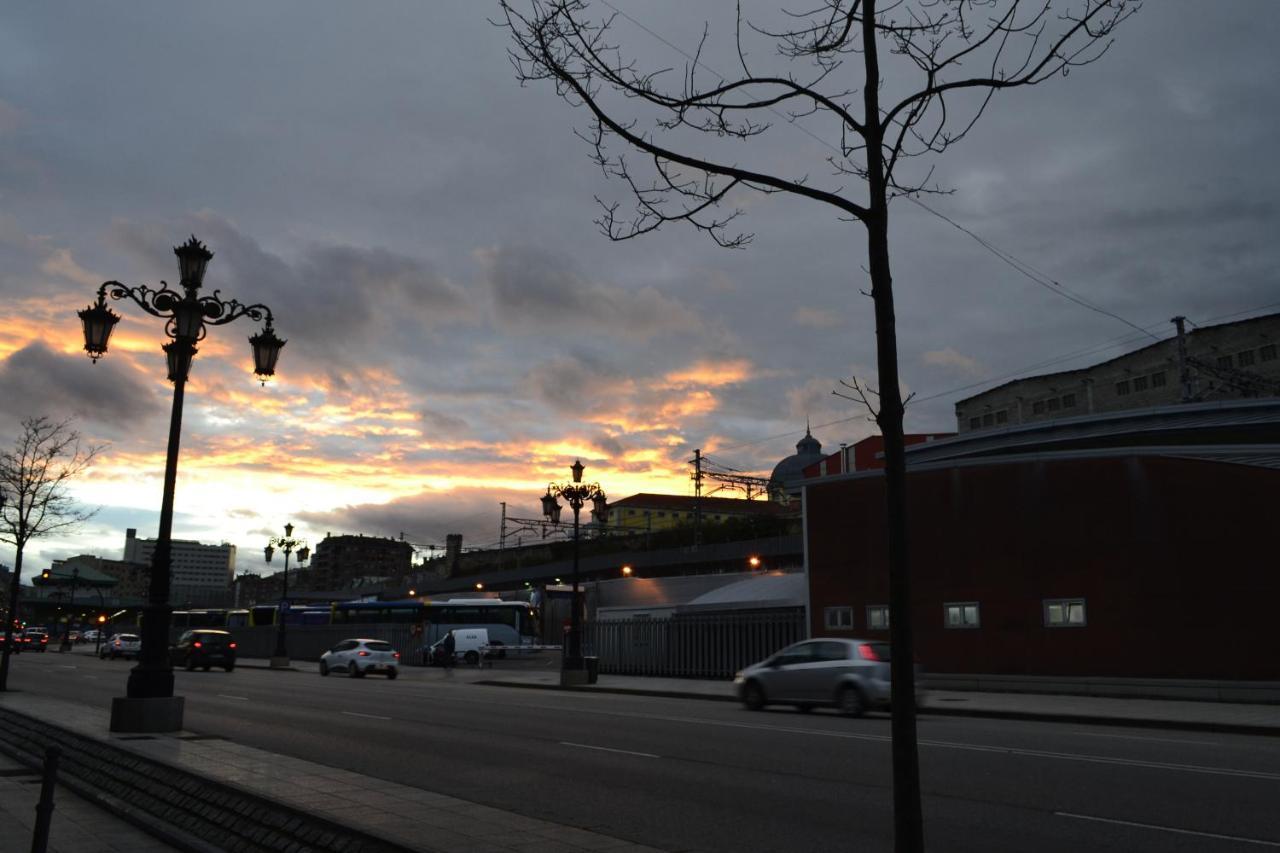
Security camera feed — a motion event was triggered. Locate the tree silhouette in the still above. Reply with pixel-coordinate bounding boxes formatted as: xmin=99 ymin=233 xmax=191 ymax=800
xmin=0 ymin=416 xmax=103 ymax=690
xmin=499 ymin=1 xmax=1140 ymax=848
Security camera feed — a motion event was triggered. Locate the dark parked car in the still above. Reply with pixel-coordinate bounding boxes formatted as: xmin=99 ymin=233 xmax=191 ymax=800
xmin=170 ymin=629 xmax=237 ymax=672
xmin=21 ymin=630 xmax=49 ymax=652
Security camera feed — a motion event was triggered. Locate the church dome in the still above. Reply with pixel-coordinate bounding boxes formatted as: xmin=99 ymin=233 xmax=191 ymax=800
xmin=768 ymin=426 xmax=824 ymax=498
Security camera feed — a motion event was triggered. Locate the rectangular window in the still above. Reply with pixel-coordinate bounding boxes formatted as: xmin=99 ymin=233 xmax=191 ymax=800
xmin=1261 ymin=344 xmax=1277 ymax=362
xmin=1217 ymin=355 xmax=1233 ymax=369
xmin=982 ymin=413 xmax=994 ymax=427
xmin=866 ymin=605 xmax=890 ymax=631
xmin=1061 ymin=394 xmax=1076 ymax=408
xmin=656 ymin=512 xmax=665 ymax=518
xmin=944 ymin=602 xmax=980 ymax=629
xmin=1115 ymin=380 xmax=1130 ymax=396
xmin=1150 ymin=371 xmax=1167 ymax=387
xmin=996 ymin=410 xmax=1008 ymax=424
xmin=969 ymin=417 xmax=981 ymax=430
xmin=1046 ymin=397 xmax=1061 ymax=411
xmin=1237 ymin=350 xmax=1256 ymax=367
xmin=823 ymin=606 xmax=854 ymax=631
xmin=1032 ymin=400 xmax=1046 ymax=415
xmin=1044 ymin=598 xmax=1087 ymax=628
xmin=1133 ymin=375 xmax=1148 ymax=391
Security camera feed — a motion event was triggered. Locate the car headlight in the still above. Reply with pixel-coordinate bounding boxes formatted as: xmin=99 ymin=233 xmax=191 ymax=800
xmin=733 ymin=671 xmax=744 ymax=682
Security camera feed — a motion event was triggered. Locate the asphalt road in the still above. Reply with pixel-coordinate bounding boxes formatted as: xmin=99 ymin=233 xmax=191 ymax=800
xmin=8 ymin=651 xmax=1280 ymax=852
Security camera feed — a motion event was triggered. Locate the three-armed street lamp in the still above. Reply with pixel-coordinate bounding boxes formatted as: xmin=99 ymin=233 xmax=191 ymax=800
xmin=542 ymin=460 xmax=607 ymax=683
xmin=264 ymin=523 xmax=309 ymax=668
xmin=78 ymin=236 xmax=284 ymax=733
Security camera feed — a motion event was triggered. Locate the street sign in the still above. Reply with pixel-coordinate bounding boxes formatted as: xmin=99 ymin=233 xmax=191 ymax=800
xmin=278 ymin=600 xmax=290 ymax=614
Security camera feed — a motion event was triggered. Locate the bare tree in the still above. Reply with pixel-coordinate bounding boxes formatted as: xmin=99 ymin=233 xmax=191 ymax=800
xmin=498 ymin=1 xmax=1139 ymax=848
xmin=0 ymin=416 xmax=103 ymax=690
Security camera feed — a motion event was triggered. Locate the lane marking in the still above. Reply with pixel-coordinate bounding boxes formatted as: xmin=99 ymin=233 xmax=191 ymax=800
xmin=341 ymin=711 xmax=392 ymax=721
xmin=218 ymin=695 xmax=249 ymax=701
xmin=560 ymin=742 xmax=659 ymax=759
xmin=1056 ymin=812 xmax=1280 ymax=848
xmin=82 ymin=675 xmax=98 ymax=680
xmin=1063 ymin=730 xmax=1220 ymax=747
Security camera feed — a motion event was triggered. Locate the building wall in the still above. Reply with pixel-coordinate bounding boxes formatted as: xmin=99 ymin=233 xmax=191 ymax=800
xmin=608 ymin=496 xmax=782 ymax=532
xmin=805 ymin=455 xmax=1280 ymax=680
xmin=955 ymin=314 xmax=1280 ymax=432
xmin=310 ymin=534 xmax=414 ymax=590
xmin=122 ymin=530 xmax=235 ymax=593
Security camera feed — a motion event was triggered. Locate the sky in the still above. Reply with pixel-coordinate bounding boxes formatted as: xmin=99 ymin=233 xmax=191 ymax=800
xmin=1 ymin=1 xmax=1277 ymax=578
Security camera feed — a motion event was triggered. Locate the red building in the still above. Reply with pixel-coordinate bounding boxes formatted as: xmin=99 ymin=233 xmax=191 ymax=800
xmin=803 ymin=400 xmax=1280 ymax=680
xmin=802 ymin=433 xmax=955 ymax=478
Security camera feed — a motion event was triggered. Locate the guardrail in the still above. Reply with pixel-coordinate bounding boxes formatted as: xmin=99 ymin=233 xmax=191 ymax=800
xmin=587 ymin=611 xmax=804 ymax=679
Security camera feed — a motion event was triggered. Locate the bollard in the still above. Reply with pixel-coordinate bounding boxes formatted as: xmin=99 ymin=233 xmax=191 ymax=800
xmin=30 ymin=745 xmax=60 ymax=853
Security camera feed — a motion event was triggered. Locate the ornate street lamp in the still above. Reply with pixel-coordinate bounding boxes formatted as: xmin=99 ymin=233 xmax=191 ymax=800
xmin=264 ymin=523 xmax=308 ymax=668
xmin=77 ymin=235 xmax=284 ymax=733
xmin=543 ymin=460 xmax=607 ymax=680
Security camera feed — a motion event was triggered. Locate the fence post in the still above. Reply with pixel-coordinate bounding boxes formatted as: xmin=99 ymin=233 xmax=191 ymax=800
xmin=31 ymin=745 xmax=60 ymax=853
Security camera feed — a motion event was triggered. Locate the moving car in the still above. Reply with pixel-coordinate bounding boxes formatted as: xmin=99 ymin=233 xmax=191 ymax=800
xmin=21 ymin=629 xmax=49 ymax=652
xmin=170 ymin=629 xmax=237 ymax=672
xmin=734 ymin=638 xmax=921 ymax=717
xmin=319 ymin=638 xmax=400 ymax=678
xmin=100 ymin=633 xmax=141 ymax=660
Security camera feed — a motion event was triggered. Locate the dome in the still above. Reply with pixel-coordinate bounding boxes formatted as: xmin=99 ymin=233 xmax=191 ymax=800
xmin=768 ymin=425 xmax=825 ymax=498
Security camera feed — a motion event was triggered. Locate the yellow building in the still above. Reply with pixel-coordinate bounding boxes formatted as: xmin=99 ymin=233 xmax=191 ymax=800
xmin=606 ymin=493 xmax=787 ymax=532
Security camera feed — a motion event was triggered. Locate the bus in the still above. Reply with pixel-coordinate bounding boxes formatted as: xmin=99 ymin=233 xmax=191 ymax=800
xmin=329 ymin=599 xmax=539 ymax=648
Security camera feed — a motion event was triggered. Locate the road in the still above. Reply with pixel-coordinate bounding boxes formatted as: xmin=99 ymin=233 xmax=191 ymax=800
xmin=8 ymin=650 xmax=1280 ymax=852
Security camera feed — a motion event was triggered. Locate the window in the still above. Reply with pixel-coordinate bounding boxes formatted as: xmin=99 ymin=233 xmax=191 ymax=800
xmin=814 ymin=641 xmax=851 ymax=661
xmin=1237 ymin=350 xmax=1256 ymax=367
xmin=1062 ymin=394 xmax=1076 ymax=408
xmin=944 ymin=602 xmax=980 ymax=629
xmin=1032 ymin=400 xmax=1046 ymax=415
xmin=1261 ymin=344 xmax=1277 ymax=362
xmin=1047 ymin=397 xmax=1060 ymax=411
xmin=1133 ymin=375 xmax=1148 ymax=392
xmin=969 ymin=417 xmax=981 ymax=429
xmin=1044 ymin=599 xmax=1087 ymax=627
xmin=823 ymin=606 xmax=854 ymax=630
xmin=1151 ymin=371 xmax=1167 ymax=388
xmin=1217 ymin=355 xmax=1233 ymax=369
xmin=996 ymin=410 xmax=1008 ymax=424
xmin=982 ymin=413 xmax=994 ymax=427
xmin=866 ymin=605 xmax=890 ymax=630
xmin=656 ymin=512 xmax=665 ymax=518
xmin=1115 ymin=380 xmax=1130 ymax=395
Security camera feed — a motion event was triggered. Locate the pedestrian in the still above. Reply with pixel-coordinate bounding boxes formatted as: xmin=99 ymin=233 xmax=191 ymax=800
xmin=441 ymin=629 xmax=455 ymax=677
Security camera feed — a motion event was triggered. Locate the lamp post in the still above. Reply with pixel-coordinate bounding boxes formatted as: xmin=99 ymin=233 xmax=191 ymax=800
xmin=542 ymin=460 xmax=607 ymax=681
xmin=78 ymin=236 xmax=284 ymax=733
xmin=264 ymin=523 xmax=308 ymax=668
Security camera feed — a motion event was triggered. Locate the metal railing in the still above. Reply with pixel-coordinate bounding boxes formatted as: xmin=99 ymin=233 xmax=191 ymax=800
xmin=587 ymin=611 xmax=804 ymax=679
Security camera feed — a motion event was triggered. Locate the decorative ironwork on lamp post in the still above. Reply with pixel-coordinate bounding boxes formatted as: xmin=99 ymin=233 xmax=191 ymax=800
xmin=264 ymin=523 xmax=309 ymax=668
xmin=77 ymin=236 xmax=284 ymax=732
xmin=542 ymin=460 xmax=607 ymax=671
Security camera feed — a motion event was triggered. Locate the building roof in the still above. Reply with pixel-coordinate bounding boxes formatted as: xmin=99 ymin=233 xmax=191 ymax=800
xmin=955 ymin=310 xmax=1280 ymax=407
xmin=769 ymin=426 xmax=826 ymax=488
xmin=677 ymin=572 xmax=807 ymax=614
xmin=608 ymin=493 xmax=786 ymax=516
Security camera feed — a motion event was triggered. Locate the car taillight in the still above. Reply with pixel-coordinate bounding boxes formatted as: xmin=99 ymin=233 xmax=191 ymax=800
xmin=858 ymin=643 xmax=882 ymax=662
xmin=40 ymin=637 xmax=47 ymax=644
xmin=193 ymin=641 xmax=202 ymax=648
xmin=393 ymin=652 xmax=400 ymax=659
xmin=228 ymin=642 xmax=237 ymax=649
xmin=358 ymin=650 xmax=370 ymax=657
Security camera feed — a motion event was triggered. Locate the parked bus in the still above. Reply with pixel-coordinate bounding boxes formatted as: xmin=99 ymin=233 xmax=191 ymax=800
xmin=329 ymin=599 xmax=539 ymax=648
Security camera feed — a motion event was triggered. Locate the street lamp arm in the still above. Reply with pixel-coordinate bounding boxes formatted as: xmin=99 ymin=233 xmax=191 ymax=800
xmin=98 ymin=281 xmax=277 ymax=337
xmin=197 ymin=293 xmax=276 ymax=329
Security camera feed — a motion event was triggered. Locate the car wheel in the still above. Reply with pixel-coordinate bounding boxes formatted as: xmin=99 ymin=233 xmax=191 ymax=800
xmin=742 ymin=681 xmax=766 ymax=711
xmin=387 ymin=668 xmax=398 ymax=680
xmin=202 ymin=665 xmax=211 ymax=672
xmin=464 ymin=650 xmax=479 ymax=666
xmin=319 ymin=661 xmax=329 ymax=677
xmin=185 ymin=656 xmax=196 ymax=672
xmin=348 ymin=660 xmax=362 ymax=678
xmin=796 ymin=704 xmax=814 ymax=714
xmin=837 ymin=686 xmax=866 ymax=718
xmin=224 ymin=664 xmax=235 ymax=672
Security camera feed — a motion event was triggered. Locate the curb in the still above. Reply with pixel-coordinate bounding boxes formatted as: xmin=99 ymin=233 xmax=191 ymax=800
xmin=475 ymin=679 xmax=1280 ymax=737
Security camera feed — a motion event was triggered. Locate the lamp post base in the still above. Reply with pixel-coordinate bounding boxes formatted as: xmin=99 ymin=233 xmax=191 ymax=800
xmin=269 ymin=655 xmax=291 ymax=669
xmin=109 ymin=696 xmax=184 ymax=733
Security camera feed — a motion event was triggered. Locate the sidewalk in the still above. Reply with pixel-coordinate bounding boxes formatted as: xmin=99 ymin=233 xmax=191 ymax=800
xmin=0 ymin=751 xmax=173 ymax=853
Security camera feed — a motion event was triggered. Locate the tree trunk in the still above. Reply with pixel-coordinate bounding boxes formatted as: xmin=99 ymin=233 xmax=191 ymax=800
xmin=0 ymin=538 xmax=25 ymax=691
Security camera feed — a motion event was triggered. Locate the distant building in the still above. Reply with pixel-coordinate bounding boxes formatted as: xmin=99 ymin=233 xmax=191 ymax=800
xmin=802 ymin=433 xmax=957 ymax=479
xmin=123 ymin=528 xmax=235 ymax=605
xmin=310 ymin=533 xmax=414 ymax=590
xmin=956 ymin=312 xmax=1280 ymax=433
xmin=605 ymin=493 xmax=788 ymax=533
xmin=767 ymin=426 xmax=826 ymax=502
xmin=52 ymin=555 xmax=148 ymax=601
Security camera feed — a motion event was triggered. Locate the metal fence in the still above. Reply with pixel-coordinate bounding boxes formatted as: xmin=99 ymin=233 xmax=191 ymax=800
xmin=587 ymin=610 xmax=805 ymax=679
xmin=215 ymin=625 xmax=426 ymax=665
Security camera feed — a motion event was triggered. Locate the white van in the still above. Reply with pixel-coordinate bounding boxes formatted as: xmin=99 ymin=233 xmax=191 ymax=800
xmin=430 ymin=628 xmax=496 ymax=666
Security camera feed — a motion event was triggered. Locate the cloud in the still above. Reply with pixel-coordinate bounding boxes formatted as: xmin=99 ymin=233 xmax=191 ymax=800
xmin=478 ymin=245 xmax=703 ymax=341
xmin=0 ymin=342 xmax=162 ymax=434
xmin=792 ymin=306 xmax=842 ymax=328
xmin=921 ymin=348 xmax=984 ymax=377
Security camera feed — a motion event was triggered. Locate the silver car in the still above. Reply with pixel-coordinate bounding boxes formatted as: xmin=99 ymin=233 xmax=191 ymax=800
xmin=735 ymin=638 xmax=918 ymax=717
